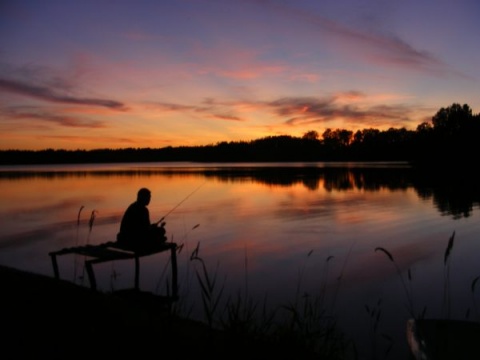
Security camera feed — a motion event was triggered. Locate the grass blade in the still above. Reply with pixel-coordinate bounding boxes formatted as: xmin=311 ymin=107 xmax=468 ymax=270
xmin=375 ymin=247 xmax=394 ymax=262
xmin=444 ymin=231 xmax=455 ymax=265
xmin=472 ymin=276 xmax=479 ymax=294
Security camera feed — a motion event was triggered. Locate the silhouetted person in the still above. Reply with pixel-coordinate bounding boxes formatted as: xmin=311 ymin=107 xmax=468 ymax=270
xmin=117 ymin=187 xmax=167 ymax=251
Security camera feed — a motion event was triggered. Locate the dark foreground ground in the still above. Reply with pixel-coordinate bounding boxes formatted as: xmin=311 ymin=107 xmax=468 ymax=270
xmin=1 ymin=265 xmax=324 ymax=360
xmin=5 ymin=265 xmax=479 ymax=360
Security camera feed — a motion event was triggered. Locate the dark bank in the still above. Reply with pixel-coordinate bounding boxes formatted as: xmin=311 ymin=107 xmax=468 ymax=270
xmin=1 ymin=264 xmax=328 ymax=359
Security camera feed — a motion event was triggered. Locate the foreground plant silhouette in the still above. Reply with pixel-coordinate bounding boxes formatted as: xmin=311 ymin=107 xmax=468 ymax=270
xmin=190 ymin=241 xmax=226 ymax=329
xmin=364 ymin=297 xmax=394 ymax=360
xmin=185 ymin=243 xmax=354 ymax=359
xmin=73 ymin=206 xmax=99 ymax=286
xmin=374 ymin=230 xmax=480 ymax=323
xmin=442 ymin=231 xmax=455 ymax=318
xmin=374 ymin=246 xmax=416 ymax=318
xmin=468 ymin=276 xmax=480 ymax=321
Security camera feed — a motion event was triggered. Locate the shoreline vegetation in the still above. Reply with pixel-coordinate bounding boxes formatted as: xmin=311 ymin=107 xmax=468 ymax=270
xmin=0 ymin=266 xmax=308 ymax=359
xmin=3 ymin=231 xmax=479 ymax=359
xmin=0 ymin=103 xmax=479 ymax=167
xmin=1 ymin=264 xmax=332 ymax=359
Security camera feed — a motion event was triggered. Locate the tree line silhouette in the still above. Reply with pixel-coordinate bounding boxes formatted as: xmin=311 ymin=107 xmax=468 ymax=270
xmin=1 ymin=103 xmax=478 ymax=166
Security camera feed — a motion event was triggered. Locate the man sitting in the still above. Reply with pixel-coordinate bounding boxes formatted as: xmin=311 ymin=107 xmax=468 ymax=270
xmin=117 ymin=187 xmax=167 ymax=252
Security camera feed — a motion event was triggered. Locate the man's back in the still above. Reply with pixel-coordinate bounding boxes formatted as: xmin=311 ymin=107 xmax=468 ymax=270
xmin=118 ymin=201 xmax=151 ymax=246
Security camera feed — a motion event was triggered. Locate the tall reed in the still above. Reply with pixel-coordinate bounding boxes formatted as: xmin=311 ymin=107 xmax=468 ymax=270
xmin=163 ymin=223 xmax=199 ymax=319
xmin=73 ymin=205 xmax=85 ymax=282
xmin=182 ymin=241 xmax=353 ymax=358
xmin=375 ymin=231 xmax=464 ymax=321
xmin=275 ymin=248 xmax=355 ymax=359
xmin=442 ymin=231 xmax=455 ymax=318
xmin=86 ymin=209 xmax=97 ymax=244
xmin=294 ymin=249 xmax=314 ymax=306
xmin=218 ymin=241 xmax=277 ymax=339
xmin=331 ymin=240 xmax=355 ymax=313
xmin=75 ymin=206 xmax=84 ymax=244
xmin=374 ymin=246 xmax=415 ymax=318
xmin=190 ymin=241 xmax=226 ymax=329
xmin=77 ymin=208 xmax=98 ymax=286
xmin=154 ymin=222 xmax=198 ymax=294
xmin=470 ymin=276 xmax=480 ymax=320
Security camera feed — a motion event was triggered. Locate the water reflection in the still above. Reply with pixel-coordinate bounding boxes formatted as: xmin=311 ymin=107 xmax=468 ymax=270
xmin=411 ymin=167 xmax=480 ymax=219
xmin=2 ymin=163 xmax=478 ymax=218
xmin=0 ymin=162 xmax=479 ymax=360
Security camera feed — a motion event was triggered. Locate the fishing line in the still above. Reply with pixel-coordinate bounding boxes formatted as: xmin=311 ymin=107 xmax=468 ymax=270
xmin=155 ymin=181 xmax=206 ymax=224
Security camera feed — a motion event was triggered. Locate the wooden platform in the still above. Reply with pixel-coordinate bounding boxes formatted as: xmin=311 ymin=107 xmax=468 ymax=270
xmin=49 ymin=241 xmax=178 ymax=296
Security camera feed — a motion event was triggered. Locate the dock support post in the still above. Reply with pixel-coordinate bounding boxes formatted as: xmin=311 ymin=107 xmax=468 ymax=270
xmin=50 ymin=253 xmax=59 ymax=279
xmin=85 ymin=261 xmax=97 ymax=291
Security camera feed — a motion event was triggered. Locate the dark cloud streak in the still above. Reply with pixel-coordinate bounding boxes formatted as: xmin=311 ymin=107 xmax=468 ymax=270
xmin=210 ymin=114 xmax=242 ymax=121
xmin=148 ymin=93 xmax=414 ymax=129
xmin=149 ymin=100 xmax=244 ymax=122
xmin=0 ymin=78 xmax=127 ymax=110
xmin=266 ymin=96 xmax=413 ymax=127
xmin=1 ymin=106 xmax=106 ymax=128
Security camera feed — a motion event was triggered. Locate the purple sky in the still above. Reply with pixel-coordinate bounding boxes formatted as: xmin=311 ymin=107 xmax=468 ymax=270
xmin=1 ymin=0 xmax=479 ymax=150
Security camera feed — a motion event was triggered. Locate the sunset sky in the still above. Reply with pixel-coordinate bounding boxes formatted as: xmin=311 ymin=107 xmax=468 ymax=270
xmin=1 ymin=0 xmax=479 ymax=150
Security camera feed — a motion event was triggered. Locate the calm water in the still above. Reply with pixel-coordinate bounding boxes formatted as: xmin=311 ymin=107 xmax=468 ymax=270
xmin=1 ymin=162 xmax=479 ymax=359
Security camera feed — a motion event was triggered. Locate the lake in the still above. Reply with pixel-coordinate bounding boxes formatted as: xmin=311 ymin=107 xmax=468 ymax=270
xmin=0 ymin=161 xmax=479 ymax=359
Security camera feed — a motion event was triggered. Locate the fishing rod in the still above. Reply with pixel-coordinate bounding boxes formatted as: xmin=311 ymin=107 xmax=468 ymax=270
xmin=155 ymin=181 xmax=206 ymax=225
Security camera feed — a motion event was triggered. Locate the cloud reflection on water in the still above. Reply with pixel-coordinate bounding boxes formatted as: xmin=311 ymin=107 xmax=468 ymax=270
xmin=0 ymin=163 xmax=478 ymax=360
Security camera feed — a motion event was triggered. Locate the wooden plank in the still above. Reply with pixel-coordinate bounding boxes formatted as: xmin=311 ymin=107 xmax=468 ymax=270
xmin=49 ymin=241 xmax=179 ymax=295
xmin=49 ymin=242 xmax=117 ymax=257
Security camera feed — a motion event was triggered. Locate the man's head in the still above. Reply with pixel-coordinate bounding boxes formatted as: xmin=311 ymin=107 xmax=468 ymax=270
xmin=137 ymin=187 xmax=151 ymax=206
